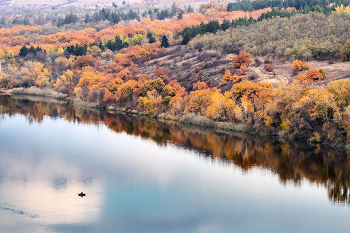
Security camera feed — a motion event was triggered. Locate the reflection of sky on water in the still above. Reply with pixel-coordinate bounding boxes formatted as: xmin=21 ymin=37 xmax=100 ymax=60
xmin=0 ymin=114 xmax=350 ymax=233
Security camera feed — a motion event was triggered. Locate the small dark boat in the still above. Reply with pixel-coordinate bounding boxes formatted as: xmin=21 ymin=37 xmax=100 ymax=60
xmin=78 ymin=192 xmax=86 ymax=197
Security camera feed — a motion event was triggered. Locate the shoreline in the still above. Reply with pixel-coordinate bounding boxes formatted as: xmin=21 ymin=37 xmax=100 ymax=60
xmin=3 ymin=87 xmax=349 ymax=150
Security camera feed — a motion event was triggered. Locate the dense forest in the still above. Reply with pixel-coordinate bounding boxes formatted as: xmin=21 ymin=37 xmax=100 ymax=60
xmin=0 ymin=0 xmax=350 ymax=145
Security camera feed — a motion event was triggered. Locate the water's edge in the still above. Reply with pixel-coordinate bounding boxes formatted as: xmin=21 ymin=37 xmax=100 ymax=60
xmin=4 ymin=89 xmax=349 ymax=150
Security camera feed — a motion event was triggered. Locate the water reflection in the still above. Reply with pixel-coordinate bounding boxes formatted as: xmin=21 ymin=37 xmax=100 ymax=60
xmin=0 ymin=94 xmax=350 ymax=208
xmin=0 ymin=152 xmax=102 ymax=226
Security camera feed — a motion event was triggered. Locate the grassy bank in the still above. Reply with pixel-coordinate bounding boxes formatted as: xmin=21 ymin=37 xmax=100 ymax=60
xmin=10 ymin=87 xmax=68 ymax=100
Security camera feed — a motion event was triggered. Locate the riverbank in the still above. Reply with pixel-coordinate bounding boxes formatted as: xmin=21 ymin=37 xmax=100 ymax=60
xmin=5 ymin=87 xmax=348 ymax=149
xmin=2 ymin=87 xmax=274 ymax=136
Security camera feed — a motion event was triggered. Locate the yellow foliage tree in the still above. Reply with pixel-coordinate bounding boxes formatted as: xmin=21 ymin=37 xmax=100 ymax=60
xmin=292 ymin=60 xmax=311 ymax=71
xmin=86 ymin=46 xmax=102 ymax=57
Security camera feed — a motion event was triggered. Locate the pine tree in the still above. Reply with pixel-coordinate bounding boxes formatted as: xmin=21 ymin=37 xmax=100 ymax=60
xmin=19 ymin=45 xmax=29 ymax=57
xmin=147 ymin=32 xmax=156 ymax=43
xmin=181 ymin=33 xmax=191 ymax=45
xmin=161 ymin=35 xmax=169 ymax=48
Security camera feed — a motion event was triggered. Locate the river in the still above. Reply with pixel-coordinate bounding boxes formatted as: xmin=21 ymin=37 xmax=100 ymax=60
xmin=0 ymin=95 xmax=349 ymax=233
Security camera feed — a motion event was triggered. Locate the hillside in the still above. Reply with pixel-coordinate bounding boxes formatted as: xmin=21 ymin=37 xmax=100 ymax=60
xmin=1 ymin=1 xmax=350 ymax=144
xmin=188 ymin=12 xmax=350 ymax=61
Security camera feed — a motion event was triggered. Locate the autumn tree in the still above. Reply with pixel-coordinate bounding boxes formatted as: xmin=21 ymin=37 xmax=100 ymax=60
xmin=206 ymin=92 xmax=237 ymax=121
xmin=86 ymin=46 xmax=102 ymax=57
xmin=295 ymin=69 xmax=325 ymax=83
xmin=54 ymin=69 xmax=75 ymax=94
xmin=326 ymin=80 xmax=350 ymax=111
xmin=219 ymin=70 xmax=244 ymax=86
xmin=265 ymin=65 xmax=274 ymax=72
xmin=154 ymin=67 xmax=169 ymax=83
xmin=116 ymin=80 xmax=137 ymax=102
xmin=193 ymin=81 xmax=207 ymax=90
xmin=72 ymin=55 xmax=95 ymax=69
xmin=292 ymin=60 xmax=310 ymax=71
xmin=54 ymin=56 xmax=71 ymax=75
xmin=18 ymin=61 xmax=51 ymax=88
xmin=232 ymin=52 xmax=252 ymax=69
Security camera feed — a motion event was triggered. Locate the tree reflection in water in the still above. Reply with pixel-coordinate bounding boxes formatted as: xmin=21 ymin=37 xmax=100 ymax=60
xmin=1 ymin=94 xmax=350 ymax=206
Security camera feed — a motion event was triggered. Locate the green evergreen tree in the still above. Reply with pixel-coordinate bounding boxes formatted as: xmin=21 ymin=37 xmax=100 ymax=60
xmin=19 ymin=45 xmax=29 ymax=57
xmin=28 ymin=46 xmax=36 ymax=55
xmin=161 ymin=35 xmax=169 ymax=48
xmin=221 ymin=19 xmax=231 ymax=31
xmin=178 ymin=10 xmax=184 ymax=20
xmin=147 ymin=31 xmax=156 ymax=43
xmin=187 ymin=4 xmax=194 ymax=13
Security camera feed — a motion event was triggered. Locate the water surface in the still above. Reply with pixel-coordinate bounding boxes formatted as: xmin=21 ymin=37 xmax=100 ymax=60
xmin=0 ymin=95 xmax=349 ymax=233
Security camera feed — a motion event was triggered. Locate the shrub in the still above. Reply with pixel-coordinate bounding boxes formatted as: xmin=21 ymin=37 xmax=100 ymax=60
xmin=162 ymin=96 xmax=171 ymax=105
xmin=193 ymin=81 xmax=207 ymax=90
xmin=265 ymin=65 xmax=275 ymax=72
xmin=240 ymin=64 xmax=247 ymax=73
xmin=248 ymin=74 xmax=258 ymax=81
xmin=232 ymin=51 xmax=252 ymax=69
xmin=306 ymin=69 xmax=324 ymax=81
xmin=295 ymin=69 xmax=324 ymax=83
xmin=254 ymin=57 xmax=262 ymax=66
xmin=292 ymin=60 xmax=310 ymax=71
xmin=319 ymin=68 xmax=327 ymax=79
xmin=264 ymin=58 xmax=272 ymax=64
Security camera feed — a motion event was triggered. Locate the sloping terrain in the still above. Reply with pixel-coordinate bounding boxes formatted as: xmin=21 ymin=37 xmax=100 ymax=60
xmin=137 ymin=46 xmax=350 ymax=91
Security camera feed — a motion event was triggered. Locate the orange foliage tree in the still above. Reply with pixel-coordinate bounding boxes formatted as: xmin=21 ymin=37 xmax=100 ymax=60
xmin=295 ymin=69 xmax=325 ymax=83
xmin=219 ymin=70 xmax=244 ymax=86
xmin=232 ymin=52 xmax=252 ymax=69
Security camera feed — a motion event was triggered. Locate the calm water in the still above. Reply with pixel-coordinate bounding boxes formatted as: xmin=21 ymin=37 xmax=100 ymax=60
xmin=0 ymin=95 xmax=350 ymax=233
